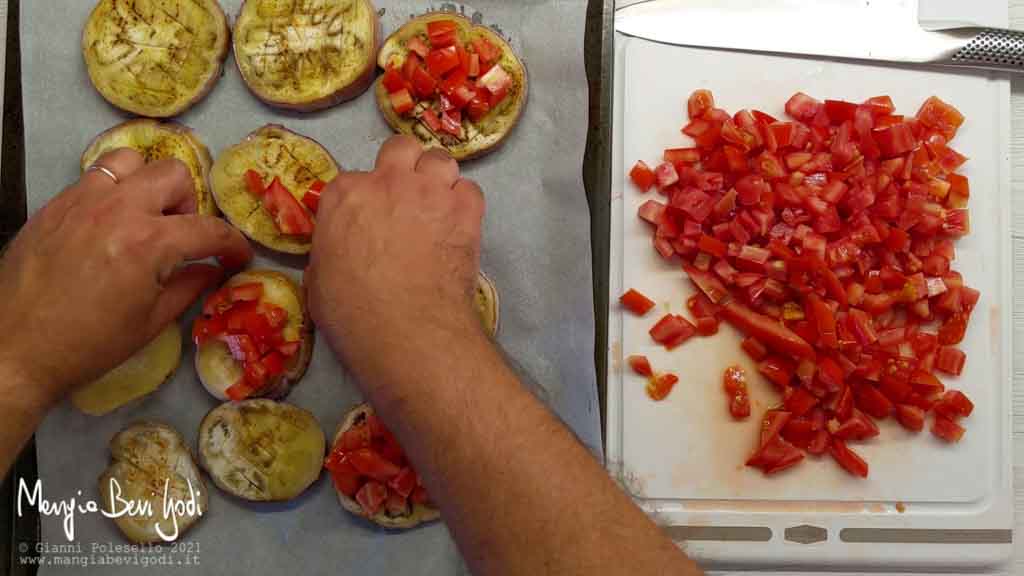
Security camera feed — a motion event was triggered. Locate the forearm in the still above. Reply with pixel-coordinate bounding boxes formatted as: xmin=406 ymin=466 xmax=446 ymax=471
xmin=362 ymin=329 xmax=702 ymax=576
xmin=0 ymin=363 xmax=51 ymax=477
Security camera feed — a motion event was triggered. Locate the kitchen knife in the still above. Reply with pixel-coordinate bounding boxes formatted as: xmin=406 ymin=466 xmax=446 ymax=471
xmin=616 ymin=0 xmax=1024 ymax=73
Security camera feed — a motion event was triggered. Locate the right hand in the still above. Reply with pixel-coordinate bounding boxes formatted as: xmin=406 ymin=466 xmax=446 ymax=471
xmin=306 ymin=136 xmax=486 ymax=389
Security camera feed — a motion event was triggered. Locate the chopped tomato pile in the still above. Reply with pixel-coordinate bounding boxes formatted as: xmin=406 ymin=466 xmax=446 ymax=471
xmin=625 ymin=90 xmax=979 ymax=478
xmin=382 ymin=20 xmax=513 ymax=141
xmin=245 ymin=169 xmax=323 ymax=236
xmin=324 ymin=412 xmax=431 ymax=518
xmin=193 ymin=283 xmax=302 ymax=401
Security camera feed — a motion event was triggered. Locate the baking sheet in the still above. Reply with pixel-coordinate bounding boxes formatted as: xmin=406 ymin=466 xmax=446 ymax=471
xmin=20 ymin=1 xmax=600 ymax=573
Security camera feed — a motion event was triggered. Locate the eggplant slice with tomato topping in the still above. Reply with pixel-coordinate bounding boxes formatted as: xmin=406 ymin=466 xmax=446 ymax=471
xmin=376 ymin=13 xmax=528 ymax=161
xmin=193 ymin=269 xmax=314 ymax=402
xmin=327 ymin=404 xmax=440 ymax=529
xmin=199 ymin=400 xmax=326 ymax=502
xmin=233 ymin=0 xmax=380 ymax=111
xmin=211 ymin=125 xmax=339 ymax=254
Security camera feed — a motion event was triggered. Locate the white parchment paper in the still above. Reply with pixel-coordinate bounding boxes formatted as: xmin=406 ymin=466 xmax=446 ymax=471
xmin=21 ymin=1 xmax=598 ymax=573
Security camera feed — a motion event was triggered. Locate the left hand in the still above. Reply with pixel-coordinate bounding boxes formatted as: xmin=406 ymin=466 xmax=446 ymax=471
xmin=0 ymin=149 xmax=252 ymax=407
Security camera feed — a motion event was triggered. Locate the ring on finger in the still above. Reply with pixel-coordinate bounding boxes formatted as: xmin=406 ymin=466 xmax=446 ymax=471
xmin=85 ymin=164 xmax=121 ymax=185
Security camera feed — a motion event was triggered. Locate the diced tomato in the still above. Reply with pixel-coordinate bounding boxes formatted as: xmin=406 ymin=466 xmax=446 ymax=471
xmin=741 ymin=337 xmax=768 ymax=361
xmin=784 ymin=387 xmax=818 ymax=418
xmin=863 ymin=95 xmax=895 ymax=116
xmin=388 ymin=88 xmax=416 ymax=116
xmin=895 ymin=404 xmax=926 ymax=432
xmin=471 ymin=37 xmax=500 ymax=65
xmin=628 ymin=355 xmax=653 ymax=378
xmin=355 ymin=481 xmax=388 ymax=516
xmin=301 ymin=180 xmax=326 ymax=214
xmin=698 ymin=234 xmax=727 ymax=258
xmin=382 ymin=67 xmax=406 ymax=93
xmin=650 ymin=314 xmax=697 ymax=349
xmin=873 ymin=123 xmax=916 ymax=158
xmin=620 ymin=288 xmax=656 ymax=316
xmin=262 ymin=177 xmax=314 ymax=236
xmin=325 ymin=454 xmax=362 ymax=497
xmin=455 ymin=93 xmax=485 ymax=123
xmin=933 ymin=389 xmax=974 ymax=419
xmin=824 ymin=100 xmax=858 ymax=124
xmin=931 ymin=415 xmax=966 ymax=442
xmin=758 ymin=356 xmax=794 ymax=389
xmin=730 ymin=392 xmax=752 ymax=419
xmin=688 ymin=89 xmax=715 ymax=119
xmin=388 ymin=467 xmax=418 ymax=499
xmin=655 ymin=162 xmax=679 ymax=190
xmin=683 ymin=264 xmax=730 ymax=303
xmin=747 ymin=435 xmax=805 ymax=475
xmin=245 ymin=170 xmax=265 ymax=196
xmin=719 ymin=301 xmax=815 ymax=360
xmin=478 ymin=65 xmax=512 ymax=106
xmin=935 ymin=346 xmax=966 ymax=376
xmin=225 ymin=378 xmax=258 ymax=402
xmin=440 ymin=110 xmax=463 ymax=137
xmin=917 ymin=96 xmax=964 ymax=140
xmin=646 ymin=373 xmax=679 ymax=401
xmin=723 ymin=365 xmax=747 ymax=395
xmin=722 ymin=366 xmax=751 ymax=418
xmin=348 ymin=448 xmax=402 ymax=482
xmin=830 ymin=439 xmax=869 ymax=478
xmin=406 ymin=36 xmax=431 ymax=58
xmin=426 ymin=20 xmax=458 ymax=48
xmin=410 ymin=65 xmax=438 ymax=99
xmin=630 ymin=92 xmax=979 ymax=478
xmin=807 ymin=294 xmax=837 ymax=349
xmin=785 ymin=92 xmax=820 ymax=120
xmin=831 ymin=409 xmax=881 ymax=441
xmin=630 ymin=161 xmax=658 ymax=192
xmin=695 ymin=316 xmax=720 ymax=336
xmin=426 ymin=46 xmax=460 ymax=77
xmin=854 ymin=382 xmax=893 ymax=419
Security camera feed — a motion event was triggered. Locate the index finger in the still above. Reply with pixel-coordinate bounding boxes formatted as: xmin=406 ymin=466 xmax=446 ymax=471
xmin=157 ymin=215 xmax=253 ymax=274
xmin=375 ymin=135 xmax=426 ymax=173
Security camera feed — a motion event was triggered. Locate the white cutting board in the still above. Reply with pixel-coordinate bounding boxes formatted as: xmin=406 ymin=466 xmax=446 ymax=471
xmin=606 ymin=25 xmax=1013 ymax=575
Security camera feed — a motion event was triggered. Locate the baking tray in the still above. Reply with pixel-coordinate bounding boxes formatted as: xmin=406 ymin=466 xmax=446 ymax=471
xmin=1 ymin=0 xmax=618 ymax=572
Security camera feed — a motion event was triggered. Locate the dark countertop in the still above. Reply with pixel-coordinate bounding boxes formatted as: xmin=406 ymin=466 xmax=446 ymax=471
xmin=0 ymin=0 xmax=614 ymax=572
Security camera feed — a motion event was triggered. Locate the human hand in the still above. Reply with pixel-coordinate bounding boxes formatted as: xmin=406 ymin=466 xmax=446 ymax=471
xmin=306 ymin=136 xmax=486 ymax=390
xmin=0 ymin=149 xmax=252 ymax=407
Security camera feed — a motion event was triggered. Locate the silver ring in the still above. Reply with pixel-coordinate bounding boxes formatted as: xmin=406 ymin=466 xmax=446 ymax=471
xmin=86 ymin=164 xmax=120 ymax=184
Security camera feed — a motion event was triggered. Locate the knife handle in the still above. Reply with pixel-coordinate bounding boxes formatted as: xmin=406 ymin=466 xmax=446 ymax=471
xmin=946 ymin=28 xmax=1024 ymax=72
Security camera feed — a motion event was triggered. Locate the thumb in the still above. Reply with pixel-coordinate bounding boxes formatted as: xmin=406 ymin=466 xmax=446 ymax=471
xmin=149 ymin=263 xmax=224 ymax=334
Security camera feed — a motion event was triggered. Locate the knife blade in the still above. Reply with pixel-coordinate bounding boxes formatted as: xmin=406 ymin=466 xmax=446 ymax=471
xmin=615 ymin=0 xmax=1024 ymax=73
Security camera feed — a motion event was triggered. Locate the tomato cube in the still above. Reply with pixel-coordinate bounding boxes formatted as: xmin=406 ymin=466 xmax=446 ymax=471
xmin=619 ymin=289 xmax=656 ymax=316
xmin=627 ymin=355 xmax=653 ymax=378
xmin=388 ymin=88 xmax=416 ymax=116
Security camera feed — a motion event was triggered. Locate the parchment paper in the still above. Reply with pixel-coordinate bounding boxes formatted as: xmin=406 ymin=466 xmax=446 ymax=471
xmin=21 ymin=1 xmax=599 ymax=573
